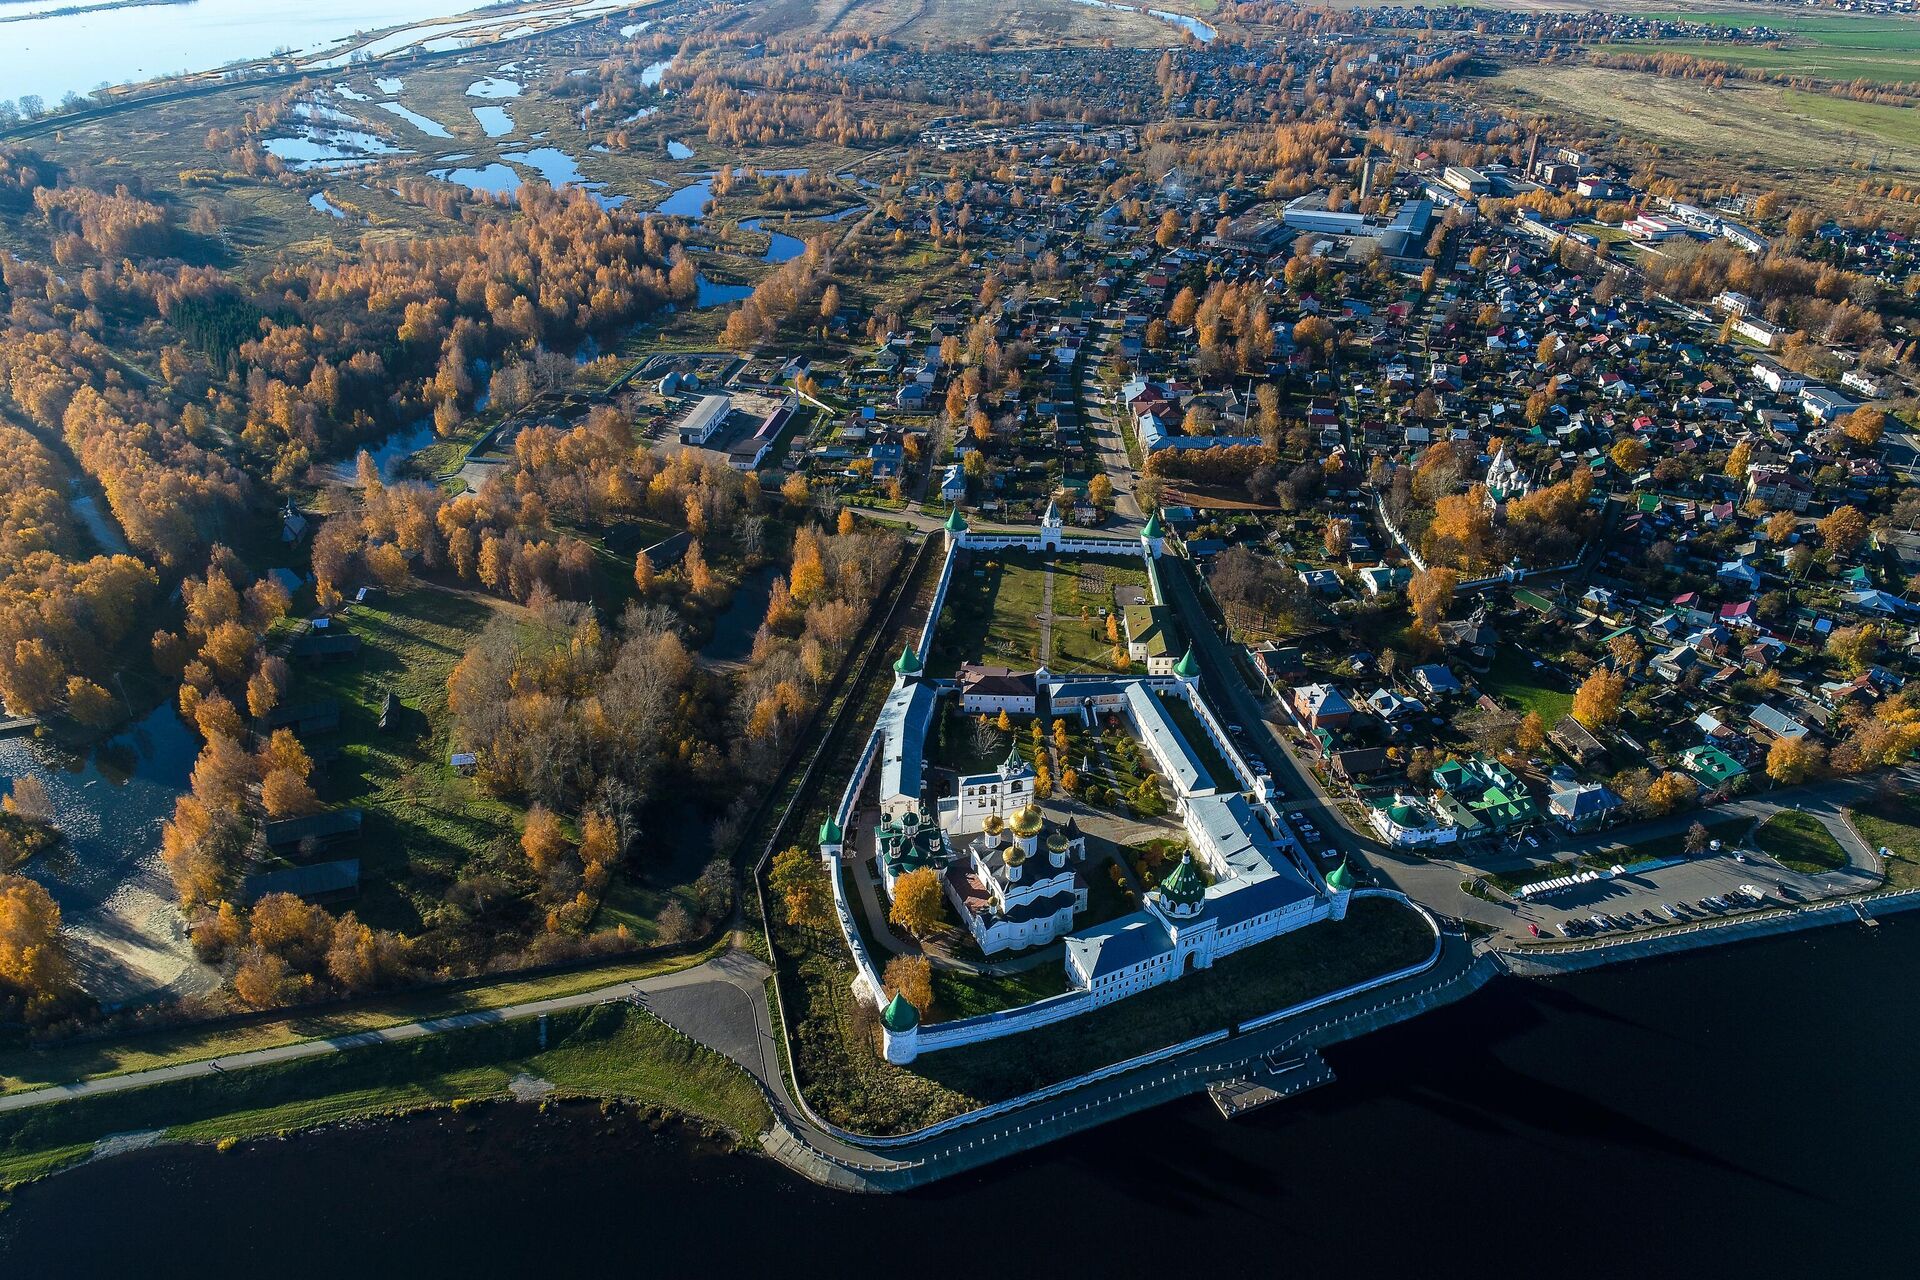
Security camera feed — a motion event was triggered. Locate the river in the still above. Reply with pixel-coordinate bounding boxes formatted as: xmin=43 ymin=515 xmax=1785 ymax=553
xmin=1 ymin=919 xmax=1912 ymax=1272
xmin=0 ymin=0 xmax=635 ymax=108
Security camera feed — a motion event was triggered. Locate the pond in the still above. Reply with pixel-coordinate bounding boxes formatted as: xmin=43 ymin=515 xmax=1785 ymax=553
xmin=639 ymin=58 xmax=673 ymax=90
xmin=472 ymin=106 xmax=515 ymax=138
xmin=466 ymin=76 xmax=523 ymax=99
xmin=308 ymin=191 xmax=351 ymax=220
xmin=739 ymin=217 xmax=806 ymax=264
xmin=1 ymin=702 xmax=193 ymax=925
xmin=69 ymin=493 xmax=129 ymax=554
xmin=431 ymin=162 xmax=521 ymax=198
xmin=699 ymin=563 xmax=781 ymax=665
xmin=1065 ymin=0 xmax=1217 ymax=41
xmin=654 ymin=178 xmax=715 ymax=220
xmin=693 ymin=274 xmax=752 ymax=308
xmin=665 ymin=138 xmax=694 ymax=161
xmin=373 ymin=76 xmax=405 ymax=95
xmin=375 ymin=100 xmax=454 ymax=139
xmin=264 ymin=128 xmax=407 ymax=170
xmin=327 ymin=417 xmax=436 ymax=484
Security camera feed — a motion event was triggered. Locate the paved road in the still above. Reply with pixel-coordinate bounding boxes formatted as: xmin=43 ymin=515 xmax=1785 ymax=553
xmin=0 ymin=953 xmax=751 ymax=1116
xmin=1076 ymin=319 xmax=1146 ymax=524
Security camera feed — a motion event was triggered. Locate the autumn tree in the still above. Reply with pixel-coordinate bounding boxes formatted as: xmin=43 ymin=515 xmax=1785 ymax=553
xmin=1645 ymin=771 xmax=1696 ymax=815
xmin=882 ymin=953 xmax=933 ymax=1017
xmin=1837 ymin=406 xmax=1885 ymax=448
xmin=0 ymin=873 xmax=72 ymax=1022
xmin=1571 ymin=669 xmax=1626 ymax=730
xmin=1407 ymin=567 xmax=1458 ymax=637
xmin=770 ymin=845 xmax=828 ymax=929
xmin=1515 ymin=710 xmax=1547 ymax=754
xmin=1817 ymin=505 xmax=1868 ymax=558
xmin=1766 ymin=735 xmax=1824 ymax=785
xmin=888 ymin=866 xmax=945 ymax=938
xmin=522 ymin=805 xmax=569 ymax=878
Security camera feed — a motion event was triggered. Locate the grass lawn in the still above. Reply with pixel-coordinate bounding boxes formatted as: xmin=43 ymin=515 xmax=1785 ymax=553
xmin=930 ymin=553 xmax=1049 ymax=675
xmin=1754 ymin=811 xmax=1848 ymax=874
xmin=0 ymin=1002 xmax=768 ymax=1190
xmin=280 ymin=582 xmax=525 ymax=935
xmin=1479 ymin=650 xmax=1575 ymax=725
xmin=0 ymin=943 xmax=724 ymax=1095
xmin=931 ymin=551 xmax=1146 ymax=677
xmin=929 ymin=964 xmax=1072 ymax=1022
xmin=1847 ymin=794 xmax=1920 ymax=890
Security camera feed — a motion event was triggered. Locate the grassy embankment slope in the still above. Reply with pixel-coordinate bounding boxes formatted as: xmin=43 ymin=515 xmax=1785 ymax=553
xmin=0 ymin=1001 xmax=770 ymax=1191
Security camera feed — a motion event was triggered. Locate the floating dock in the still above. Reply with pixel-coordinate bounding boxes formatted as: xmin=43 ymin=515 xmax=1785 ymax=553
xmin=1208 ymin=1049 xmax=1335 ymax=1119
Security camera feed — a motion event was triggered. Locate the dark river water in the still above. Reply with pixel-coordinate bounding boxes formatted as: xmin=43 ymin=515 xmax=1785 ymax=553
xmin=3 ymin=918 xmax=1913 ymax=1276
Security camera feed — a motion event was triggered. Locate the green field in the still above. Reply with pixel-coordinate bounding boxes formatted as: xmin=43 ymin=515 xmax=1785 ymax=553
xmin=1849 ymin=794 xmax=1920 ymax=890
xmin=1622 ymin=14 xmax=1920 ymax=86
xmin=1478 ymin=650 xmax=1575 ymax=725
xmin=279 ymin=584 xmax=524 ymax=935
xmin=1754 ymin=811 xmax=1849 ymax=874
xmin=1779 ymin=90 xmax=1920 ymax=149
xmin=931 ymin=552 xmax=1143 ymax=677
xmin=0 ymin=1002 xmax=768 ymax=1189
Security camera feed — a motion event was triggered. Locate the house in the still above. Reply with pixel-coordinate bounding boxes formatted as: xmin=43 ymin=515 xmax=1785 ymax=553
xmin=1430 ymin=755 xmax=1540 ymax=834
xmin=242 ymin=858 xmax=360 ymax=905
xmin=1678 ymin=743 xmax=1747 ymax=791
xmin=1548 ymin=779 xmax=1624 ymax=833
xmin=1409 ymin=663 xmax=1464 ymax=698
xmin=958 ymin=665 xmax=1037 ymax=715
xmin=1368 ymin=793 xmax=1457 ymax=848
xmin=1747 ymin=704 xmax=1809 ymax=742
xmin=1358 ymin=564 xmax=1411 ymax=596
xmin=1123 ymin=603 xmax=1180 ymax=675
xmin=1716 ymin=558 xmax=1763 ymax=596
xmin=1331 ymin=746 xmax=1391 ymax=782
xmin=1548 ymin=715 xmax=1607 ymax=766
xmin=262 ymin=808 xmax=363 ymax=852
xmin=1297 ymin=568 xmax=1343 ymax=596
xmin=1366 ymin=687 xmax=1426 ymax=732
xmin=1290 ymin=683 xmax=1355 ymax=731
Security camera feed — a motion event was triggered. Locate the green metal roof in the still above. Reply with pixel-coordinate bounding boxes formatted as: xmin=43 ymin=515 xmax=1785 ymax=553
xmin=1173 ymin=646 xmax=1200 ymax=678
xmin=893 ymin=644 xmax=923 ymax=675
xmin=944 ymin=506 xmax=968 ymax=533
xmin=818 ymin=816 xmax=843 ymax=845
xmin=1142 ymin=509 xmax=1164 ymax=538
xmin=1157 ymin=853 xmax=1206 ymax=906
xmin=880 ymin=992 xmax=920 ymax=1032
xmin=1326 ymin=859 xmax=1354 ymax=891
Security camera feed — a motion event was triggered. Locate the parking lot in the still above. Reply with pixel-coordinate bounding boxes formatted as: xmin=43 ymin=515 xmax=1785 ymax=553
xmin=1502 ymin=846 xmax=1881 ymax=941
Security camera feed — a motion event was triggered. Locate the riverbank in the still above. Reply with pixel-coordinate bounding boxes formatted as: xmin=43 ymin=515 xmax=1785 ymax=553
xmin=7 ymin=915 xmax=1912 ymax=1274
xmin=0 ymin=999 xmax=766 ymax=1191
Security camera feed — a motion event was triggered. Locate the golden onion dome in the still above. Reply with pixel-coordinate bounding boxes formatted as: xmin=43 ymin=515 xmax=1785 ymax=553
xmin=983 ymin=813 xmax=1005 ymax=835
xmin=1011 ymin=804 xmax=1045 ymax=838
xmin=1004 ymin=846 xmax=1028 ymax=865
xmin=1047 ymin=831 xmax=1069 ymax=851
